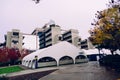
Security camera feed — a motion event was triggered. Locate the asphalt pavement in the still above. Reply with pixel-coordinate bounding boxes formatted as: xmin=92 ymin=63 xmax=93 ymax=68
xmin=39 ymin=61 xmax=120 ymax=80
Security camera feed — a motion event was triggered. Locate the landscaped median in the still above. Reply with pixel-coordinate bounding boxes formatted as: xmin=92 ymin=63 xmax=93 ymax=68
xmin=0 ymin=65 xmax=58 ymax=80
xmin=0 ymin=66 xmax=23 ymax=80
xmin=0 ymin=66 xmax=23 ymax=75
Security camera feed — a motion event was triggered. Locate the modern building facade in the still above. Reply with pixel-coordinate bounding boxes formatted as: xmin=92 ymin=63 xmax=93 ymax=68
xmin=32 ymin=22 xmax=81 ymax=49
xmin=32 ymin=24 xmax=61 ymax=49
xmin=22 ymin=34 xmax=39 ymax=50
xmin=5 ymin=29 xmax=39 ymax=51
xmin=62 ymin=29 xmax=81 ymax=47
xmin=5 ymin=21 xmax=81 ymax=50
xmin=80 ymin=39 xmax=95 ymax=50
xmin=6 ymin=29 xmax=23 ymax=50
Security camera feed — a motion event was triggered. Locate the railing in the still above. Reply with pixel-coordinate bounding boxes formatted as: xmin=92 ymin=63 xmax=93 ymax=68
xmin=38 ymin=61 xmax=57 ymax=68
xmin=59 ymin=60 xmax=73 ymax=65
xmin=75 ymin=59 xmax=89 ymax=64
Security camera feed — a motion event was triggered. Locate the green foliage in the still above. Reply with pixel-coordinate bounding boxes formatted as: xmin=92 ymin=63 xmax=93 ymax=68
xmin=89 ymin=0 xmax=120 ymax=54
xmin=0 ymin=66 xmax=23 ymax=74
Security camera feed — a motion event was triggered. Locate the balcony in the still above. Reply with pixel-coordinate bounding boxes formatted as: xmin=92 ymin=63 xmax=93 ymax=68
xmin=45 ymin=36 xmax=52 ymax=41
xmin=46 ymin=42 xmax=52 ymax=47
xmin=63 ymin=31 xmax=71 ymax=36
xmin=45 ymin=28 xmax=51 ymax=34
xmin=45 ymin=33 xmax=51 ymax=38
xmin=63 ymin=35 xmax=72 ymax=40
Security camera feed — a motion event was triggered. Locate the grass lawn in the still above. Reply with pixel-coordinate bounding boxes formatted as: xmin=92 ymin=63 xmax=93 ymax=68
xmin=0 ymin=66 xmax=23 ymax=74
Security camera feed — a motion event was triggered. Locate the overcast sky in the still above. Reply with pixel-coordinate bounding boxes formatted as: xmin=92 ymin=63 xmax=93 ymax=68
xmin=0 ymin=0 xmax=108 ymax=42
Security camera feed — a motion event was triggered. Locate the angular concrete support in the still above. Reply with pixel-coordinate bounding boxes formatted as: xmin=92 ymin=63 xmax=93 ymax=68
xmin=73 ymin=58 xmax=76 ymax=64
xmin=57 ymin=60 xmax=59 ymax=66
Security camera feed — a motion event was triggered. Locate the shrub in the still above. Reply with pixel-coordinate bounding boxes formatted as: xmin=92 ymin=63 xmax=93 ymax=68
xmin=99 ymin=55 xmax=120 ymax=70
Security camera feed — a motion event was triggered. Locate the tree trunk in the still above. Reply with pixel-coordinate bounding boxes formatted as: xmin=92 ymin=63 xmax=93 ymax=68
xmin=110 ymin=50 xmax=114 ymax=55
xmin=98 ymin=48 xmax=101 ymax=59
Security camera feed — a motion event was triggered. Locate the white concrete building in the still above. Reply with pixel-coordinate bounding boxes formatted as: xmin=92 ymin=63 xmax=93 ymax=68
xmin=81 ymin=39 xmax=95 ymax=50
xmin=22 ymin=41 xmax=88 ymax=68
xmin=6 ymin=29 xmax=40 ymax=51
xmin=32 ymin=23 xmax=61 ymax=49
xmin=32 ymin=21 xmax=80 ymax=49
xmin=62 ymin=29 xmax=81 ymax=48
xmin=22 ymin=34 xmax=39 ymax=50
xmin=6 ymin=29 xmax=23 ymax=50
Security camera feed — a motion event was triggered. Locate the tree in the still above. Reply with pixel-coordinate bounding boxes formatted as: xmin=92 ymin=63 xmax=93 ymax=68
xmin=0 ymin=48 xmax=9 ymax=62
xmin=8 ymin=48 xmax=21 ymax=64
xmin=89 ymin=0 xmax=120 ymax=55
xmin=0 ymin=47 xmax=21 ymax=66
xmin=20 ymin=49 xmax=30 ymax=59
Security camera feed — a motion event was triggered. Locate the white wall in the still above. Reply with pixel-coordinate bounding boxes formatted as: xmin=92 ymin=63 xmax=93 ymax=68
xmin=22 ymin=34 xmax=39 ymax=50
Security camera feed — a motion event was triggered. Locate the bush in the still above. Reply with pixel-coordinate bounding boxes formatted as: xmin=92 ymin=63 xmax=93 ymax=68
xmin=0 ymin=60 xmax=21 ymax=67
xmin=0 ymin=62 xmax=10 ymax=67
xmin=99 ymin=55 xmax=120 ymax=70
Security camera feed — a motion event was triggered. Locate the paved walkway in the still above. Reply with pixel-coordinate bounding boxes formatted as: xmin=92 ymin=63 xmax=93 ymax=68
xmin=7 ymin=66 xmax=58 ymax=77
xmin=39 ymin=62 xmax=120 ymax=80
xmin=6 ymin=62 xmax=120 ymax=80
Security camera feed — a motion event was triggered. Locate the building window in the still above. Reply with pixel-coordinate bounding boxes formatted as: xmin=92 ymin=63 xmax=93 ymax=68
xmin=45 ymin=28 xmax=51 ymax=34
xmin=12 ymin=40 xmax=18 ymax=44
xmin=81 ymin=45 xmax=88 ymax=49
xmin=46 ymin=38 xmax=52 ymax=42
xmin=63 ymin=35 xmax=72 ymax=40
xmin=67 ymin=40 xmax=72 ymax=43
xmin=46 ymin=44 xmax=52 ymax=47
xmin=13 ymin=32 xmax=19 ymax=36
xmin=63 ymin=31 xmax=71 ymax=36
xmin=45 ymin=33 xmax=51 ymax=37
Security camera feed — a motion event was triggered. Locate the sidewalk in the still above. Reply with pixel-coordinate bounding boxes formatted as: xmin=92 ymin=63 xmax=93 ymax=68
xmin=6 ymin=62 xmax=120 ymax=80
xmin=7 ymin=63 xmax=81 ymax=77
xmin=7 ymin=66 xmax=59 ymax=77
xmin=6 ymin=64 xmax=79 ymax=80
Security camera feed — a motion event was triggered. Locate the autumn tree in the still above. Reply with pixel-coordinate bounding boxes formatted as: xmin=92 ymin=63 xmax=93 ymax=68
xmin=8 ymin=48 xmax=21 ymax=64
xmin=0 ymin=47 xmax=21 ymax=66
xmin=0 ymin=47 xmax=9 ymax=63
xmin=89 ymin=0 xmax=120 ymax=55
xmin=20 ymin=49 xmax=30 ymax=59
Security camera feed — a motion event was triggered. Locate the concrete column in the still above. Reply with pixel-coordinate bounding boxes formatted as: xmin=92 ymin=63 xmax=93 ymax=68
xmin=57 ymin=60 xmax=59 ymax=66
xmin=73 ymin=58 xmax=76 ymax=64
